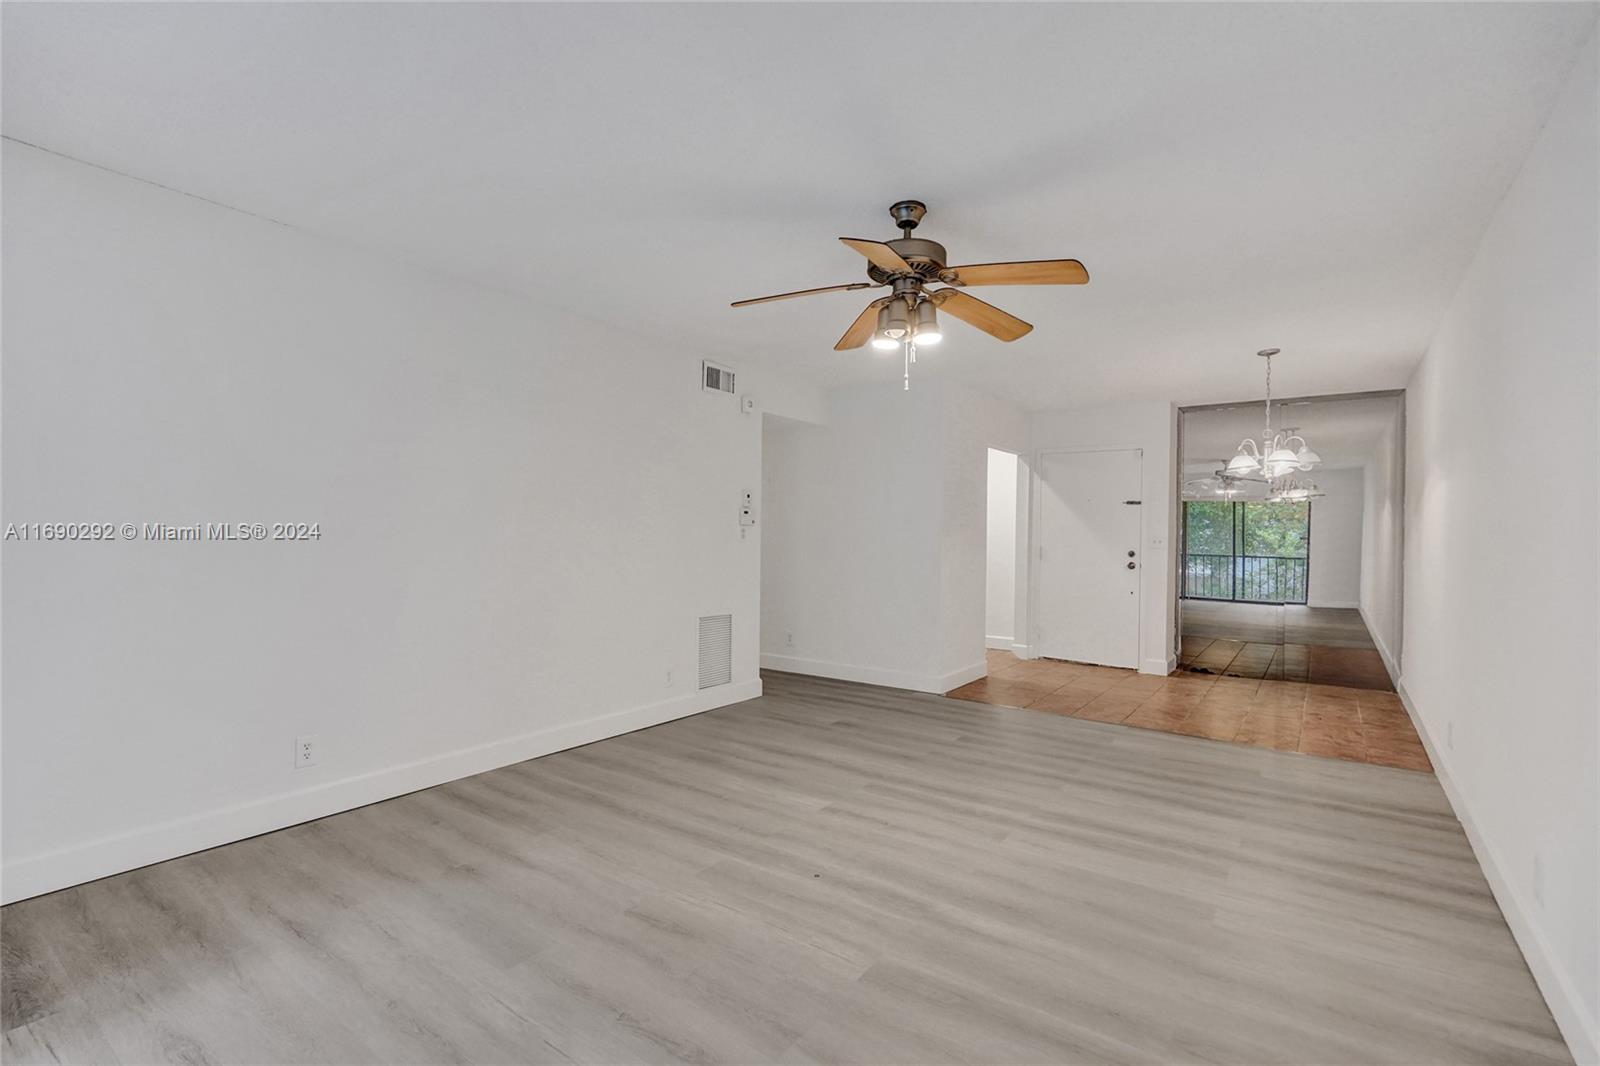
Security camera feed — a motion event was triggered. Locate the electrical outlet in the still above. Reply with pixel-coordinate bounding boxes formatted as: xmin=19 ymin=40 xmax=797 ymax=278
xmin=666 ymin=669 xmax=673 ymax=687
xmin=1446 ymin=721 xmax=1454 ymax=751
xmin=294 ymin=734 xmax=319 ymax=769
xmin=785 ymin=631 xmax=794 ymax=648
xmin=1533 ymin=855 xmax=1544 ymax=908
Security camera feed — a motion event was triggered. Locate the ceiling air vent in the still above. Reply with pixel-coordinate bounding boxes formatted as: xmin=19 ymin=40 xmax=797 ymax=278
xmin=698 ymin=614 xmax=733 ymax=689
xmin=702 ymin=360 xmax=736 ymax=395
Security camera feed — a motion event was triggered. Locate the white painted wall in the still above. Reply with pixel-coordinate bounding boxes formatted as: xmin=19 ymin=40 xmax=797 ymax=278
xmin=1359 ymin=402 xmax=1406 ymax=675
xmin=985 ymin=450 xmax=1018 ymax=646
xmin=1307 ymin=467 xmax=1364 ymax=609
xmin=760 ymin=385 xmax=943 ymax=690
xmin=1028 ymin=400 xmax=1178 ymax=675
xmin=760 ymin=380 xmax=1025 ymax=692
xmin=0 ymin=142 xmax=825 ymax=903
xmin=1401 ymin=29 xmax=1598 ymax=1065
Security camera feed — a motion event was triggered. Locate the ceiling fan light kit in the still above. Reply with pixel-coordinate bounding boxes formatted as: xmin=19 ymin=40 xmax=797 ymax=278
xmin=883 ymin=297 xmax=910 ymax=339
xmin=913 ymin=299 xmax=941 ymax=345
xmin=731 ymin=200 xmax=1088 ymax=388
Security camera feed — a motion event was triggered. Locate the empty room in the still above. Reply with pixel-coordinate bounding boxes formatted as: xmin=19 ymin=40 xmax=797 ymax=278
xmin=3 ymin=4 xmax=1596 ymax=1065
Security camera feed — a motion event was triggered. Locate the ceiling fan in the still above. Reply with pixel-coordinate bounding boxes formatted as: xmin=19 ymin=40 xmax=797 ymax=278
xmin=1184 ymin=466 xmax=1253 ymax=501
xmin=730 ymin=200 xmax=1089 ymax=353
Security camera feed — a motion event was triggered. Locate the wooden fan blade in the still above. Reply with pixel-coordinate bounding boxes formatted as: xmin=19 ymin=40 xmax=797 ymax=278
xmin=930 ymin=289 xmax=1033 ymax=341
xmin=943 ymin=259 xmax=1089 ymax=286
xmin=835 ymin=298 xmax=891 ymax=350
xmin=839 ymin=237 xmax=914 ymax=275
xmin=731 ymin=282 xmax=876 ymax=307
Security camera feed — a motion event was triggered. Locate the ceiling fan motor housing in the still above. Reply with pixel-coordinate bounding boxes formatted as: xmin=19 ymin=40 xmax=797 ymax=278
xmin=867 ymin=237 xmax=948 ymax=283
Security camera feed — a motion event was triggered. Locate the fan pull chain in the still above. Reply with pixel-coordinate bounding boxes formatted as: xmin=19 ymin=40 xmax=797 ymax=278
xmin=903 ymin=340 xmax=911 ymax=390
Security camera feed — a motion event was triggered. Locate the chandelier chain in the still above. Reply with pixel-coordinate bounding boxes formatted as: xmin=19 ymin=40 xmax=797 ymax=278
xmin=1263 ymin=351 xmax=1273 ymax=440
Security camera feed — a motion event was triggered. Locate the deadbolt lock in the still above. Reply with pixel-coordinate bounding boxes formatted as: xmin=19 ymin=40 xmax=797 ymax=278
xmin=1127 ymin=550 xmax=1136 ymax=557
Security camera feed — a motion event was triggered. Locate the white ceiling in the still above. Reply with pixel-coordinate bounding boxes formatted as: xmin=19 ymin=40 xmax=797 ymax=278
xmin=1182 ymin=393 xmax=1402 ymax=473
xmin=5 ymin=3 xmax=1594 ymax=411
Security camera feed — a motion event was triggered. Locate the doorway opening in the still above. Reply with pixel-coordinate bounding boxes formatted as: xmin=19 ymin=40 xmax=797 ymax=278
xmin=1176 ymin=392 xmax=1403 ymax=690
xmin=984 ymin=449 xmax=1019 ymax=653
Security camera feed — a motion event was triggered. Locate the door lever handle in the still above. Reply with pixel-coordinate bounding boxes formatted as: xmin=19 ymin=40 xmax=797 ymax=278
xmin=1127 ymin=561 xmax=1137 ymax=570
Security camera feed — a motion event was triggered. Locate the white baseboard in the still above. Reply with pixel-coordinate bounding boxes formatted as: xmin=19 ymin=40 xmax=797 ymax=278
xmin=1359 ymin=603 xmax=1401 ymax=684
xmin=1010 ymin=642 xmax=1032 ymax=658
xmin=939 ymin=660 xmax=989 ymax=692
xmin=760 ymin=653 xmax=982 ymax=695
xmin=1397 ymin=678 xmax=1598 ymax=1066
xmin=1141 ymin=655 xmax=1177 ymax=677
xmin=985 ymin=634 xmax=1014 ymax=650
xmin=1308 ymin=599 xmax=1361 ymax=609
xmin=1 ymin=679 xmax=763 ymax=905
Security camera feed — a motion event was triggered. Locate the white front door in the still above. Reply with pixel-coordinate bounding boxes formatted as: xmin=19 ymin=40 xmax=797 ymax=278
xmin=1035 ymin=448 xmax=1142 ymax=668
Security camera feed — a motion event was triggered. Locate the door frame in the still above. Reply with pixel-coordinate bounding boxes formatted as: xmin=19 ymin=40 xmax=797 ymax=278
xmin=1175 ymin=388 xmax=1407 ymax=680
xmin=1025 ymin=444 xmax=1145 ymax=668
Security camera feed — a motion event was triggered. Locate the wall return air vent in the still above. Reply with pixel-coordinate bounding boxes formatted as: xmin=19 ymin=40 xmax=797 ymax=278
xmin=702 ymin=360 xmax=736 ymax=394
xmin=698 ymin=614 xmax=733 ymax=689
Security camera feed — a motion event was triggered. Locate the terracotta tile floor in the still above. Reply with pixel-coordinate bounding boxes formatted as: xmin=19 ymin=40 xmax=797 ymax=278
xmin=948 ymin=650 xmax=1432 ymax=772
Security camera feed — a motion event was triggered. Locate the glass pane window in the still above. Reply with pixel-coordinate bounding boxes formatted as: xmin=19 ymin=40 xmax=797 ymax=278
xmin=1241 ymin=501 xmax=1308 ymax=558
xmin=1184 ymin=500 xmax=1234 ymax=555
xmin=1183 ymin=500 xmax=1310 ymax=604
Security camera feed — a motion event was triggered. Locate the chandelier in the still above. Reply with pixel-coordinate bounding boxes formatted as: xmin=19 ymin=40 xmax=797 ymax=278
xmin=1271 ymin=474 xmax=1322 ymax=502
xmin=1223 ymin=348 xmax=1324 ymax=501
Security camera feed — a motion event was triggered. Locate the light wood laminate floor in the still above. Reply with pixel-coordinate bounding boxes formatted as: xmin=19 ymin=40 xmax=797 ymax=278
xmin=2 ymin=673 xmax=1567 ymax=1064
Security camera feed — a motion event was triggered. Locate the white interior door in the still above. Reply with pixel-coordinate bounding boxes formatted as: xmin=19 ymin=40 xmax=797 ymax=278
xmin=1035 ymin=449 xmax=1142 ymax=668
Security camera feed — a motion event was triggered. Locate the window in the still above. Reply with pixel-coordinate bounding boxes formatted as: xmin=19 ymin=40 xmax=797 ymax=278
xmin=1182 ymin=501 xmax=1310 ymax=604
